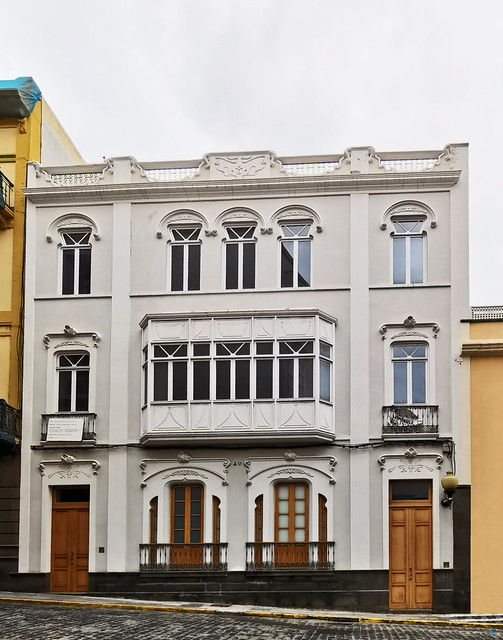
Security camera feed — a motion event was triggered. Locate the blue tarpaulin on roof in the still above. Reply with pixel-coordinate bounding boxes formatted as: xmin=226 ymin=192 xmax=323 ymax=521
xmin=0 ymin=77 xmax=42 ymax=118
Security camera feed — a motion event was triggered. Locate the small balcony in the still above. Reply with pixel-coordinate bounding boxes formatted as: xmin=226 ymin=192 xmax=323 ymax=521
xmin=0 ymin=399 xmax=20 ymax=454
xmin=0 ymin=171 xmax=14 ymax=227
xmin=246 ymin=542 xmax=336 ymax=571
xmin=139 ymin=543 xmax=228 ymax=572
xmin=382 ymin=405 xmax=439 ymax=438
xmin=41 ymin=413 xmax=97 ymax=443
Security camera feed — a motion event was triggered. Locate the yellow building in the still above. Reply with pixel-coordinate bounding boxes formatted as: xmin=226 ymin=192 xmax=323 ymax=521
xmin=0 ymin=77 xmax=82 ymax=579
xmin=461 ymin=307 xmax=503 ymax=613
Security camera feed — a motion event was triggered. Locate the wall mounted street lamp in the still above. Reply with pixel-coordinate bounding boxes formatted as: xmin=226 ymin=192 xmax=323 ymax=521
xmin=441 ymin=471 xmax=459 ymax=508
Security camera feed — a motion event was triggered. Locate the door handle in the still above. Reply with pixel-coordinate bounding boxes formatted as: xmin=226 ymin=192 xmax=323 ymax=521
xmin=409 ymin=567 xmax=412 ymax=581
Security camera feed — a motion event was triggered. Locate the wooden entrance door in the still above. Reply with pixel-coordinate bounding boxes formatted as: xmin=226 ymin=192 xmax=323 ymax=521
xmin=274 ymin=483 xmax=308 ymax=567
xmin=171 ymin=485 xmax=203 ymax=567
xmin=51 ymin=487 xmax=89 ymax=592
xmin=389 ymin=480 xmax=432 ymax=609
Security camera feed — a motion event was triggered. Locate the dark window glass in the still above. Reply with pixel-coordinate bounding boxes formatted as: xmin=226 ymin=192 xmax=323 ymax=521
xmin=188 ymin=244 xmax=200 ymax=290
xmin=171 ymin=244 xmax=184 ymax=291
xmin=55 ymin=486 xmax=89 ymax=502
xmin=391 ymin=481 xmax=430 ymax=501
xmin=235 ymin=359 xmax=250 ymax=399
xmin=172 ymin=361 xmax=187 ymax=400
xmin=320 ymin=359 xmax=331 ymax=402
xmin=298 ymin=241 xmax=311 ymax=287
xmin=153 ymin=362 xmax=169 ymax=401
xmin=62 ymin=250 xmax=75 ymax=295
xmin=78 ymin=248 xmax=91 ymax=294
xmin=256 ymin=360 xmax=273 ymax=398
xmin=281 ymin=241 xmax=294 ymax=287
xmin=191 ymin=486 xmax=202 ymax=501
xmin=279 ymin=359 xmax=294 ymax=398
xmin=58 ymin=370 xmax=72 ymax=411
xmin=256 ymin=342 xmax=273 ymax=355
xmin=243 ymin=242 xmax=255 ymax=289
xmin=75 ymin=370 xmax=89 ymax=411
xmin=226 ymin=243 xmax=239 ymax=289
xmin=320 ymin=342 xmax=331 ymax=358
xmin=299 ymin=359 xmax=313 ymax=397
xmin=216 ymin=360 xmax=230 ymax=399
xmin=193 ymin=361 xmax=210 ymax=400
xmin=193 ymin=343 xmax=210 ymax=357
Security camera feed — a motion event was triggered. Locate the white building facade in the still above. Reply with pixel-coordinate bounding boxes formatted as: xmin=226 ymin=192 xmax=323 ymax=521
xmin=18 ymin=145 xmax=469 ymax=611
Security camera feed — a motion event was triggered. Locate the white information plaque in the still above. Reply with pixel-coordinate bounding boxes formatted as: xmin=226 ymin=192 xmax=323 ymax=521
xmin=46 ymin=417 xmax=84 ymax=442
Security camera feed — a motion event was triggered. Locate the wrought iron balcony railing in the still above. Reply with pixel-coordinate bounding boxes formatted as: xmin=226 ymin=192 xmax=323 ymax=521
xmin=246 ymin=541 xmax=336 ymax=571
xmin=41 ymin=413 xmax=96 ymax=442
xmin=139 ymin=543 xmax=228 ymax=571
xmin=0 ymin=171 xmax=14 ymax=213
xmin=382 ymin=405 xmax=439 ymax=436
xmin=0 ymin=400 xmax=20 ymax=450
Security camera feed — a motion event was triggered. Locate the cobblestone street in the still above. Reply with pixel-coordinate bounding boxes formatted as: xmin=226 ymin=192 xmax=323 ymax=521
xmin=0 ymin=602 xmax=500 ymax=640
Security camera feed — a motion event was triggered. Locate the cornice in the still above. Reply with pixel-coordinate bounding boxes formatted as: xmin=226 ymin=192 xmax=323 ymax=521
xmin=23 ymin=170 xmax=461 ymax=205
xmin=460 ymin=341 xmax=503 ymax=357
xmin=139 ymin=307 xmax=338 ymax=329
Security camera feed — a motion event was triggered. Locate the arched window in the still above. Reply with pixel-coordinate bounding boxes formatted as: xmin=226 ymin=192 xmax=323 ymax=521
xmin=169 ymin=227 xmax=201 ymax=291
xmin=61 ymin=230 xmax=92 ymax=294
xmin=280 ymin=224 xmax=311 ymax=287
xmin=224 ymin=226 xmax=256 ymax=290
xmin=56 ymin=353 xmax=90 ymax=412
xmin=392 ymin=219 xmax=424 ymax=284
xmin=392 ymin=343 xmax=427 ymax=405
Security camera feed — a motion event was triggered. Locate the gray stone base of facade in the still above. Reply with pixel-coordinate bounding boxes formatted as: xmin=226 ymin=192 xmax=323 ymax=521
xmin=9 ymin=569 xmax=468 ymax=613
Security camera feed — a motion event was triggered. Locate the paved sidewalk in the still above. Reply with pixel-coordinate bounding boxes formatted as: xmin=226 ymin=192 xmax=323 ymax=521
xmin=0 ymin=591 xmax=501 ymax=629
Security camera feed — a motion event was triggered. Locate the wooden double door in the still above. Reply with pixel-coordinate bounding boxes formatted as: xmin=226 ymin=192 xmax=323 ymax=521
xmin=50 ymin=487 xmax=89 ymax=592
xmin=389 ymin=480 xmax=432 ymax=609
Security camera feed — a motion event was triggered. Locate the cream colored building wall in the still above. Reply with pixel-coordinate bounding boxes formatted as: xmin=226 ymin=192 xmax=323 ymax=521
xmin=468 ymin=321 xmax=503 ymax=613
xmin=40 ymin=100 xmax=83 ymax=165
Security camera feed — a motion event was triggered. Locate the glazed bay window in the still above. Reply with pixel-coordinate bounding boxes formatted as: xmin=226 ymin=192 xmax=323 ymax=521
xmin=170 ymin=227 xmax=201 ymax=291
xmin=225 ymin=226 xmax=256 ymax=289
xmin=280 ymin=224 xmax=311 ymax=287
xmin=61 ymin=231 xmax=91 ymax=295
xmin=141 ymin=313 xmax=336 ymax=444
xmin=392 ymin=220 xmax=424 ymax=284
xmin=146 ymin=338 xmax=330 ymax=403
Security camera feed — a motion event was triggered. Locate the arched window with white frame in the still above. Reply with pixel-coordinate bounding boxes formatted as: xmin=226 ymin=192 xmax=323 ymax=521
xmin=60 ymin=229 xmax=92 ymax=295
xmin=391 ymin=342 xmax=427 ymax=405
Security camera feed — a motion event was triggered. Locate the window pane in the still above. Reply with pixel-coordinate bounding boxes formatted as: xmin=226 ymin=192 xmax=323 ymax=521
xmin=75 ymin=370 xmax=89 ymax=411
xmin=78 ymin=248 xmax=91 ymax=294
xmin=243 ymin=242 xmax=255 ymax=289
xmin=411 ymin=361 xmax=426 ymax=403
xmin=410 ymin=236 xmax=423 ymax=283
xmin=172 ymin=361 xmax=187 ymax=400
xmin=188 ymin=244 xmax=200 ymax=290
xmin=216 ymin=360 xmax=230 ymax=399
xmin=297 ymin=241 xmax=311 ymax=287
xmin=393 ymin=361 xmax=407 ymax=404
xmin=279 ymin=359 xmax=294 ymax=398
xmin=62 ymin=249 xmax=75 ymax=295
xmin=391 ymin=480 xmax=430 ymax=501
xmin=320 ymin=359 xmax=331 ymax=402
xmin=393 ymin=236 xmax=406 ymax=284
xmin=281 ymin=241 xmax=294 ymax=288
xmin=298 ymin=359 xmax=313 ymax=397
xmin=320 ymin=342 xmax=331 ymax=358
xmin=294 ymin=529 xmax=306 ymax=542
xmin=235 ymin=359 xmax=250 ymax=399
xmin=256 ymin=360 xmax=273 ymax=399
xmin=58 ymin=371 xmax=72 ymax=411
xmin=277 ymin=529 xmax=289 ymax=542
xmin=256 ymin=342 xmax=273 ymax=355
xmin=153 ymin=362 xmax=169 ymax=401
xmin=171 ymin=244 xmax=184 ymax=291
xmin=193 ymin=361 xmax=210 ymax=400
xmin=193 ymin=343 xmax=210 ymax=357
xmin=226 ymin=243 xmax=239 ymax=289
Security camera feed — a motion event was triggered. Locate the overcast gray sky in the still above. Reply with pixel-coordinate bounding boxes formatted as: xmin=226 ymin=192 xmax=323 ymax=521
xmin=3 ymin=0 xmax=502 ymax=305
